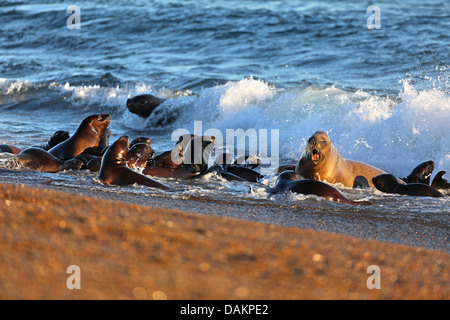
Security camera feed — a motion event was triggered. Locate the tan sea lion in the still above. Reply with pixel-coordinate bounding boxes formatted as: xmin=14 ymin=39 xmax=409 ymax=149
xmin=295 ymin=131 xmax=386 ymax=188
xmin=49 ymin=114 xmax=111 ymax=160
xmin=99 ymin=136 xmax=172 ymax=191
xmin=271 ymin=171 xmax=372 ymax=205
xmin=15 ymin=148 xmax=84 ymax=172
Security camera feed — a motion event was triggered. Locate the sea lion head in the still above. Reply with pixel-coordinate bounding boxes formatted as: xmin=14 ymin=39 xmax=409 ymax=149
xmin=48 ymin=130 xmax=70 ymax=148
xmin=372 ymin=174 xmax=398 ymax=192
xmin=80 ymin=114 xmax=111 ymax=135
xmin=304 ymin=131 xmax=331 ymax=165
xmin=126 ymin=143 xmax=154 ymax=169
xmin=403 ymin=160 xmax=434 ymax=184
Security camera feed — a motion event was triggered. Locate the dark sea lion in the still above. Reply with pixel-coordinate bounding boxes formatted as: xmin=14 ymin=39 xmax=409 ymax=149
xmin=126 ymin=94 xmax=166 ymax=118
xmin=126 ymin=143 xmax=154 ymax=170
xmin=353 ymin=175 xmax=370 ymax=189
xmin=0 ymin=144 xmax=22 ymax=155
xmin=271 ymin=171 xmax=372 ymax=205
xmin=49 ymin=114 xmax=111 ymax=160
xmin=295 ymin=131 xmax=386 ymax=188
xmin=372 ymin=174 xmax=444 ymax=198
xmin=226 ymin=166 xmax=263 ymax=182
xmin=15 ymin=148 xmax=83 ymax=172
xmin=34 ymin=130 xmax=70 ymax=151
xmin=431 ymin=171 xmax=450 ymax=190
xmin=87 ymin=156 xmax=102 ymax=172
xmin=99 ymin=136 xmax=172 ymax=190
xmin=144 ymin=136 xmax=215 ymax=179
xmin=402 ymin=160 xmax=434 ymax=184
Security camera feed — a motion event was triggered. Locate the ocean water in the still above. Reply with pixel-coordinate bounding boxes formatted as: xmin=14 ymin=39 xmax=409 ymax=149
xmin=0 ymin=0 xmax=449 ymax=249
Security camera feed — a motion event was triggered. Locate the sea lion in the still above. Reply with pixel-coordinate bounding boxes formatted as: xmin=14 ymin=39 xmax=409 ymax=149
xmin=401 ymin=161 xmax=434 ymax=184
xmin=143 ymin=136 xmax=215 ymax=179
xmin=49 ymin=114 xmax=111 ymax=160
xmin=431 ymin=171 xmax=450 ymax=190
xmin=372 ymin=174 xmax=444 ymax=198
xmin=126 ymin=94 xmax=166 ymax=118
xmin=15 ymin=148 xmax=84 ymax=172
xmin=99 ymin=136 xmax=172 ymax=190
xmin=126 ymin=143 xmax=154 ymax=170
xmin=0 ymin=145 xmax=22 ymax=155
xmin=295 ymin=131 xmax=386 ymax=188
xmin=271 ymin=171 xmax=372 ymax=205
xmin=35 ymin=130 xmax=70 ymax=151
xmin=86 ymin=156 xmax=102 ymax=172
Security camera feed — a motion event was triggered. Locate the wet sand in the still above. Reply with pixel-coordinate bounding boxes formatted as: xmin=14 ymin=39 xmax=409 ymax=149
xmin=0 ymin=182 xmax=449 ymax=299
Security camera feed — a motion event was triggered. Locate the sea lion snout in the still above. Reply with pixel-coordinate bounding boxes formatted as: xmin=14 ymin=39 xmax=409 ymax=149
xmin=98 ymin=114 xmax=111 ymax=123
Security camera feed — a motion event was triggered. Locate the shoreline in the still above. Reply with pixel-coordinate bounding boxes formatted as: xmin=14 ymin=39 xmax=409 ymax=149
xmin=1 ymin=182 xmax=449 ymax=299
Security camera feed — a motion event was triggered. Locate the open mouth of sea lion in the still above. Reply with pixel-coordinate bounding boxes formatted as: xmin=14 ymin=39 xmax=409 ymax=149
xmin=310 ymin=147 xmax=322 ymax=164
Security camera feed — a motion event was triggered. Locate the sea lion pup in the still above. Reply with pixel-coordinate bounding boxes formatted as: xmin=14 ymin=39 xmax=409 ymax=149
xmin=271 ymin=171 xmax=372 ymax=205
xmin=48 ymin=114 xmax=111 ymax=160
xmin=99 ymin=136 xmax=172 ymax=191
xmin=0 ymin=145 xmax=22 ymax=155
xmin=33 ymin=130 xmax=70 ymax=151
xmin=402 ymin=160 xmax=434 ymax=184
xmin=126 ymin=94 xmax=166 ymax=118
xmin=295 ymin=131 xmax=386 ymax=188
xmin=143 ymin=136 xmax=215 ymax=179
xmin=372 ymin=174 xmax=444 ymax=198
xmin=431 ymin=171 xmax=450 ymax=190
xmin=15 ymin=148 xmax=83 ymax=172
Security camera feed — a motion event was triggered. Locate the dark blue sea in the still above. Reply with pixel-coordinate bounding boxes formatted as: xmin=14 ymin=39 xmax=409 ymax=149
xmin=0 ymin=0 xmax=449 ymax=250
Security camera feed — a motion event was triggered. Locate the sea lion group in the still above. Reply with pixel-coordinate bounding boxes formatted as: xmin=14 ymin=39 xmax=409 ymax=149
xmin=0 ymin=115 xmax=448 ymax=205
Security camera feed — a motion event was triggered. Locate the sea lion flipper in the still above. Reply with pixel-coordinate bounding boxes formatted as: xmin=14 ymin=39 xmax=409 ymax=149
xmin=431 ymin=171 xmax=449 ymax=190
